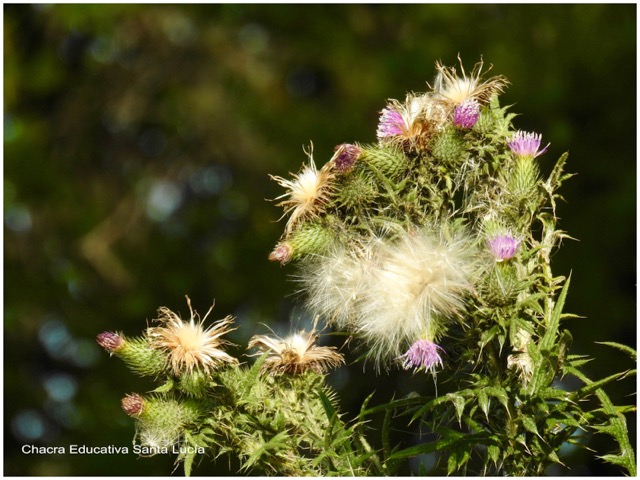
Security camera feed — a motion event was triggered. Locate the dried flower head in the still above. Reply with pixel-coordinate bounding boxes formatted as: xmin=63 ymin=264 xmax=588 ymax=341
xmin=488 ymin=234 xmax=521 ymax=262
xmin=508 ymin=130 xmax=550 ymax=159
xmin=377 ymin=93 xmax=448 ymax=149
xmin=147 ymin=296 xmax=238 ymax=375
xmin=248 ymin=327 xmax=344 ymax=375
xmin=400 ymin=338 xmax=444 ymax=372
xmin=434 ymin=56 xmax=508 ymax=106
xmin=270 ymin=145 xmax=335 ymax=235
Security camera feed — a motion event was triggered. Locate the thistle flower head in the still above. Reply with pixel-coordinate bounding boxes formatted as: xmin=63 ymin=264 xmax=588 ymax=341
xmin=434 ymin=56 xmax=508 ymax=106
xmin=270 ymin=146 xmax=335 ymax=234
xmin=147 ymin=296 xmax=238 ymax=375
xmin=331 ymin=143 xmax=362 ymax=173
xmin=376 ymin=94 xmax=448 ymax=149
xmin=248 ymin=327 xmax=344 ymax=375
xmin=400 ymin=338 xmax=444 ymax=372
xmin=96 ymin=331 xmax=125 ymax=353
xmin=376 ymin=106 xmax=406 ymax=139
xmin=488 ymin=234 xmax=521 ymax=262
xmin=453 ymin=99 xmax=481 ymax=129
xmin=507 ymin=130 xmax=550 ymax=159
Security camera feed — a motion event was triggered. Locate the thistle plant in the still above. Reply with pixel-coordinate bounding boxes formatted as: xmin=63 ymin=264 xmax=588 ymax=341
xmin=99 ymin=57 xmax=635 ymax=476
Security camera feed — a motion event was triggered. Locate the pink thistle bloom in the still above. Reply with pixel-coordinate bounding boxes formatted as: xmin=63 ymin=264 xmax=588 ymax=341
xmin=376 ymin=106 xmax=406 ymax=140
xmin=488 ymin=235 xmax=521 ymax=261
xmin=453 ymin=99 xmax=480 ymax=129
xmin=400 ymin=339 xmax=444 ymax=372
xmin=333 ymin=143 xmax=362 ymax=173
xmin=507 ymin=130 xmax=550 ymax=159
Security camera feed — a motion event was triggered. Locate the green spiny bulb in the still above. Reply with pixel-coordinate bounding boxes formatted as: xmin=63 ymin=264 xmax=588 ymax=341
xmin=430 ymin=126 xmax=465 ymax=166
xmin=122 ymin=393 xmax=206 ymax=448
xmin=508 ymin=157 xmax=539 ymax=200
xmin=334 ymin=168 xmax=378 ymax=210
xmin=359 ymin=145 xmax=407 ymax=182
xmin=97 ymin=332 xmax=167 ymax=377
xmin=287 ymin=221 xmax=334 ymax=259
xmin=178 ymin=369 xmax=213 ymax=396
xmin=473 ymin=106 xmax=496 ymax=135
xmin=482 ymin=261 xmax=522 ymax=306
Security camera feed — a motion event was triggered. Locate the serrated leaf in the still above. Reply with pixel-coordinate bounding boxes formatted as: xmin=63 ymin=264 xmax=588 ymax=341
xmin=243 ymin=430 xmax=291 ymax=470
xmin=448 ymin=394 xmax=466 ymax=424
xmin=596 ymin=341 xmax=637 ymax=361
xmin=520 ymin=415 xmax=540 ymax=437
xmin=478 ymin=389 xmax=490 ymax=419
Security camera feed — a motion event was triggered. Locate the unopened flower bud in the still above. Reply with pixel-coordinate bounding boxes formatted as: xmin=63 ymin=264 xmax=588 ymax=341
xmin=269 ymin=242 xmax=293 ymax=264
xmin=332 ymin=143 xmax=362 ymax=173
xmin=96 ymin=332 xmax=125 ymax=352
xmin=121 ymin=393 xmax=145 ymax=417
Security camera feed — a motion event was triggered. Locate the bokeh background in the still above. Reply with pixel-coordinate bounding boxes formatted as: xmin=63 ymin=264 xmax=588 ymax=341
xmin=4 ymin=4 xmax=636 ymax=476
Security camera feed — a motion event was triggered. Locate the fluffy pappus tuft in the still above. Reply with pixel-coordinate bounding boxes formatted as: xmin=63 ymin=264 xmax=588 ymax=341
xmin=147 ymin=296 xmax=238 ymax=375
xmin=299 ymin=226 xmax=483 ymax=369
xmin=248 ymin=327 xmax=344 ymax=375
xmin=354 ymin=226 xmax=481 ymax=367
xmin=433 ymin=56 xmax=509 ymax=107
xmin=270 ymin=145 xmax=336 ymax=235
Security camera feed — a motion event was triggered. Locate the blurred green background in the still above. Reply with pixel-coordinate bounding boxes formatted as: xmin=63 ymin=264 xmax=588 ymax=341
xmin=4 ymin=4 xmax=635 ymax=476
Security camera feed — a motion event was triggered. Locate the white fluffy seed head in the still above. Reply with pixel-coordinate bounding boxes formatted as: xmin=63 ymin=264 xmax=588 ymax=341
xmin=300 ymin=226 xmax=481 ymax=369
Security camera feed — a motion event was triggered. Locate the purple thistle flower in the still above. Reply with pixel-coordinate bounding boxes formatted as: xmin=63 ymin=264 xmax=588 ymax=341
xmin=333 ymin=143 xmax=362 ymax=173
xmin=507 ymin=130 xmax=550 ymax=159
xmin=488 ymin=235 xmax=521 ymax=262
xmin=400 ymin=339 xmax=444 ymax=372
xmin=376 ymin=106 xmax=406 ymax=140
xmin=453 ymin=99 xmax=480 ymax=129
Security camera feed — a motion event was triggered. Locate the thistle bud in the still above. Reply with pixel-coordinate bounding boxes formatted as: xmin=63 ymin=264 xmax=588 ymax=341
xmin=285 ymin=222 xmax=334 ymax=260
xmin=359 ymin=145 xmax=407 ymax=182
xmin=96 ymin=332 xmax=125 ymax=353
xmin=508 ymin=157 xmax=539 ymax=199
xmin=122 ymin=393 xmax=145 ymax=417
xmin=431 ymin=126 xmax=465 ymax=166
xmin=99 ymin=333 xmax=168 ymax=378
xmin=269 ymin=242 xmax=293 ymax=264
xmin=332 ymin=143 xmax=362 ymax=173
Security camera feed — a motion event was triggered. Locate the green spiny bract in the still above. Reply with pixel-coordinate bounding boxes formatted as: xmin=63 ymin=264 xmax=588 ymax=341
xmin=358 ymin=144 xmax=408 ymax=183
xmin=111 ymin=335 xmax=168 ymax=378
xmin=430 ymin=125 xmax=466 ymax=166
